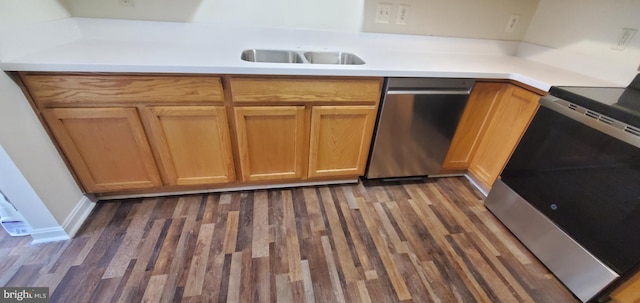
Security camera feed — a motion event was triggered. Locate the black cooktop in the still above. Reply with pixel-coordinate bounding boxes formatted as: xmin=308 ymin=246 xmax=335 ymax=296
xmin=549 ymin=74 xmax=640 ymax=128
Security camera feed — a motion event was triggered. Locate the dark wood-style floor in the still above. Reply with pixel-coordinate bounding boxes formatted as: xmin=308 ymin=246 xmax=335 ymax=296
xmin=0 ymin=177 xmax=579 ymax=302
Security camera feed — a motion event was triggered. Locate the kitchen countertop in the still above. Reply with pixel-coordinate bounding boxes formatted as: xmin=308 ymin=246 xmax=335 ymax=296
xmin=0 ymin=18 xmax=619 ymax=91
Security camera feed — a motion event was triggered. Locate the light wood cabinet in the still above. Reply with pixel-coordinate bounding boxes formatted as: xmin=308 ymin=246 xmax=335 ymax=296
xmin=21 ymin=73 xmax=230 ymax=194
xmin=19 ymin=73 xmax=382 ymax=194
xmin=229 ymin=77 xmax=382 ymax=103
xmin=230 ymin=76 xmax=383 ymax=182
xmin=234 ymin=106 xmax=306 ymax=182
xmin=22 ymin=74 xmax=224 ymax=107
xmin=442 ymin=82 xmax=504 ymax=171
xmin=468 ymin=84 xmax=540 ymax=190
xmin=442 ymin=81 xmax=542 ymax=191
xmin=308 ymin=106 xmax=377 ymax=178
xmin=141 ymin=106 xmax=235 ymax=186
xmin=610 ymin=271 xmax=640 ymax=303
xmin=42 ymin=107 xmax=162 ymax=192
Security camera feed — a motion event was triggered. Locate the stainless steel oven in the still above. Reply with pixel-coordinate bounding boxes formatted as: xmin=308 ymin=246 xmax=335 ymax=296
xmin=484 ymin=83 xmax=640 ymax=302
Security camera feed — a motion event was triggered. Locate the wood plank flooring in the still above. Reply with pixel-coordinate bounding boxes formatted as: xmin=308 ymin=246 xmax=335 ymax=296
xmin=0 ymin=177 xmax=580 ymax=302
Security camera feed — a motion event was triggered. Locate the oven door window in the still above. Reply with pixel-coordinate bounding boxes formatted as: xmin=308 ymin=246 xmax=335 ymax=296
xmin=501 ymin=106 xmax=640 ymax=274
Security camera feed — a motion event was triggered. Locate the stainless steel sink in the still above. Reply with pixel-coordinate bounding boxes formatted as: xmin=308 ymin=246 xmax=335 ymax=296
xmin=241 ymin=49 xmax=304 ymax=63
xmin=303 ymin=51 xmax=365 ymax=65
xmin=240 ymin=49 xmax=365 ymax=65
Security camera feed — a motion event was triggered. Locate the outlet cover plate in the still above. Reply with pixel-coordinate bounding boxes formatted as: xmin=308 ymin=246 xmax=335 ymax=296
xmin=505 ymin=15 xmax=520 ymax=33
xmin=375 ymin=4 xmax=392 ymax=24
xmin=120 ymin=0 xmax=134 ymax=8
xmin=396 ymin=5 xmax=410 ymax=25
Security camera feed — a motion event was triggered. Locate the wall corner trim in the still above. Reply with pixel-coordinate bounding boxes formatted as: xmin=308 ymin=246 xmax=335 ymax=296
xmin=30 ymin=227 xmax=69 ymax=244
xmin=61 ymin=195 xmax=96 ymax=238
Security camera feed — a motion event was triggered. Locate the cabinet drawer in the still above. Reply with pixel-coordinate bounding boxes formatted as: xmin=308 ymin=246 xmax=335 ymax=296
xmin=229 ymin=77 xmax=383 ymax=103
xmin=21 ymin=73 xmax=224 ymax=107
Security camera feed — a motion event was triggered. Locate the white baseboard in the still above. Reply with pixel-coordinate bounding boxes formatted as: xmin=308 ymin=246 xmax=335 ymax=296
xmin=61 ymin=195 xmax=96 ymax=238
xmin=30 ymin=226 xmax=69 ymax=245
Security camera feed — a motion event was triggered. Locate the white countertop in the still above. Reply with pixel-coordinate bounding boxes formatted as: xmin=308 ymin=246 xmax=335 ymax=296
xmin=0 ymin=18 xmax=619 ymax=91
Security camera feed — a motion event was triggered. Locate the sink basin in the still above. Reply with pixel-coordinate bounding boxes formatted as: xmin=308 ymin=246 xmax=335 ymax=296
xmin=240 ymin=49 xmax=366 ymax=65
xmin=303 ymin=52 xmax=365 ymax=65
xmin=241 ymin=49 xmax=304 ymax=63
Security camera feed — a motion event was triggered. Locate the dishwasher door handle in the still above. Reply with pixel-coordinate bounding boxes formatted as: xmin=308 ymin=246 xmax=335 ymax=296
xmin=387 ymin=89 xmax=471 ymax=95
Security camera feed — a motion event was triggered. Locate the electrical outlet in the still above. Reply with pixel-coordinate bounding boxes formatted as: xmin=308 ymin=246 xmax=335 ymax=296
xmin=120 ymin=0 xmax=134 ymax=8
xmin=505 ymin=15 xmax=520 ymax=33
xmin=396 ymin=5 xmax=410 ymax=25
xmin=612 ymin=28 xmax=637 ymax=51
xmin=375 ymin=4 xmax=392 ymax=24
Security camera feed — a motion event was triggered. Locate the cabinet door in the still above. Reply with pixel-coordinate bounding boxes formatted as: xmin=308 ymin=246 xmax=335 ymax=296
xmin=469 ymin=85 xmax=540 ymax=190
xmin=442 ymin=82 xmax=505 ymax=171
xmin=610 ymin=270 xmax=640 ymax=303
xmin=308 ymin=106 xmax=377 ymax=178
xmin=42 ymin=107 xmax=162 ymax=192
xmin=142 ymin=106 xmax=235 ymax=186
xmin=234 ymin=106 xmax=306 ymax=182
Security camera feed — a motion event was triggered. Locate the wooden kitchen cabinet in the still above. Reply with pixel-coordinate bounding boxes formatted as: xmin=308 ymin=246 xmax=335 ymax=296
xmin=443 ymin=81 xmax=542 ymax=191
xmin=19 ymin=73 xmax=383 ymax=195
xmin=229 ymin=76 xmax=383 ymax=182
xmin=234 ymin=106 xmax=306 ymax=182
xmin=141 ymin=106 xmax=235 ymax=186
xmin=441 ymin=82 xmax=504 ymax=171
xmin=20 ymin=73 xmax=228 ymax=194
xmin=42 ymin=107 xmax=162 ymax=192
xmin=22 ymin=74 xmax=224 ymax=107
xmin=468 ymin=83 xmax=540 ymax=190
xmin=308 ymin=105 xmax=377 ymax=178
xmin=610 ymin=271 xmax=640 ymax=303
xmin=229 ymin=77 xmax=382 ymax=103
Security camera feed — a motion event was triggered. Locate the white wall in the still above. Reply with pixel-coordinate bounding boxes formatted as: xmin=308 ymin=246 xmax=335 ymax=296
xmin=0 ymin=0 xmax=70 ymax=29
xmin=64 ymin=0 xmax=538 ymax=37
xmin=63 ymin=0 xmax=365 ymax=32
xmin=0 ymin=145 xmax=60 ymax=232
xmin=62 ymin=0 xmax=202 ymax=23
xmin=192 ymin=0 xmax=364 ymax=32
xmin=0 ymin=0 xmax=86 ymax=237
xmin=362 ymin=0 xmax=540 ymax=41
xmin=0 ymin=71 xmax=83 ymax=226
xmin=520 ymin=0 xmax=640 ymax=85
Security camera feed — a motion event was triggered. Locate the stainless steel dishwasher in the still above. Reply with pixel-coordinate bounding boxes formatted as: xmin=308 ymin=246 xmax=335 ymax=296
xmin=366 ymin=78 xmax=474 ymax=179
